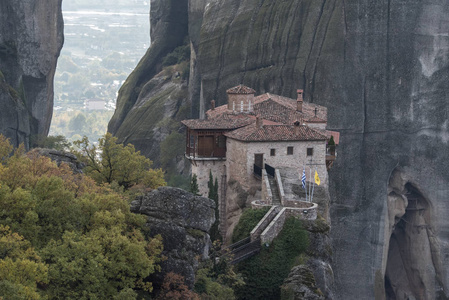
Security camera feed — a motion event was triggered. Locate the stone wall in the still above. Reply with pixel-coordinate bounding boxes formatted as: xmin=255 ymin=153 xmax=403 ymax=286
xmin=260 ymin=204 xmax=318 ymax=244
xmin=245 ymin=140 xmax=327 ymax=187
xmin=250 ymin=205 xmax=281 ymax=241
xmin=227 ymin=93 xmax=255 ymax=112
xmin=261 ymin=208 xmax=288 ymax=244
xmin=191 ymin=159 xmax=226 ymax=197
xmin=261 ymin=169 xmax=272 ymax=204
xmin=226 ymin=139 xmax=251 ymax=188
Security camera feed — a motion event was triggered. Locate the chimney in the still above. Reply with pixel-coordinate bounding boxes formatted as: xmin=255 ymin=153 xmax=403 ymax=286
xmin=256 ymin=115 xmax=263 ymax=128
xmin=294 ymin=120 xmax=300 ymax=135
xmin=211 ymin=100 xmax=215 ymax=110
xmin=297 ymin=89 xmax=303 ymax=112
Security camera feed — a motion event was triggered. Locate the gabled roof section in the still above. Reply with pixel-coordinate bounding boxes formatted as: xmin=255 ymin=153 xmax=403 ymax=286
xmin=225 ymin=124 xmax=327 ymax=142
xmin=226 ymin=84 xmax=256 ymax=94
xmin=203 ymin=89 xmax=328 ymax=127
xmin=306 ymin=116 xmax=326 ymax=123
xmin=253 ymin=98 xmax=304 ymax=124
xmin=181 ymin=113 xmax=255 ymax=130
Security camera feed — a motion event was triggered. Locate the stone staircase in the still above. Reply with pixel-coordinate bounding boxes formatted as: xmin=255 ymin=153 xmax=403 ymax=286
xmin=268 ymin=176 xmax=281 ymax=205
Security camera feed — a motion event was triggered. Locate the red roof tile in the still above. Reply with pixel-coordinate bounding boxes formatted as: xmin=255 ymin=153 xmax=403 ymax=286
xmin=181 ymin=113 xmax=254 ymax=130
xmin=253 ymin=98 xmax=304 ymax=124
xmin=226 ymin=84 xmax=256 ymax=94
xmin=306 ymin=116 xmax=326 ymax=123
xmin=225 ymin=124 xmax=327 ymax=142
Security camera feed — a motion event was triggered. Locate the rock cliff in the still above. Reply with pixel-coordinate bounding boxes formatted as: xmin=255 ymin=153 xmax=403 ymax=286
xmin=108 ymin=0 xmax=190 ymax=178
xmin=0 ymin=0 xmax=63 ymax=148
xmin=113 ymin=1 xmax=449 ymax=299
xmin=130 ymin=187 xmax=215 ymax=289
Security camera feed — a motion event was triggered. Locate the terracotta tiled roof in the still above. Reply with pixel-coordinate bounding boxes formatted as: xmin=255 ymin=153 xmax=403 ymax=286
xmin=226 ymin=84 xmax=256 ymax=94
xmin=181 ymin=113 xmax=254 ymax=130
xmin=206 ymin=104 xmax=228 ymax=118
xmin=225 ymin=124 xmax=327 ymax=142
xmin=200 ymin=88 xmax=328 ymax=129
xmin=253 ymin=98 xmax=304 ymax=124
xmin=306 ymin=116 xmax=326 ymax=123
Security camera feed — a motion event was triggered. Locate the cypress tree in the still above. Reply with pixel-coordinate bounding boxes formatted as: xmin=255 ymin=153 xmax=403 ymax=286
xmin=190 ymin=174 xmax=200 ymax=196
xmin=208 ymin=171 xmax=221 ymax=242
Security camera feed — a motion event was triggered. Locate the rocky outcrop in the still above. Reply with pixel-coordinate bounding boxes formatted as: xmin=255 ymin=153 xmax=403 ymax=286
xmin=0 ymin=1 xmax=63 ymax=148
xmin=114 ymin=1 xmax=449 ymax=298
xmin=29 ymin=148 xmax=85 ymax=173
xmin=130 ymin=187 xmax=215 ymax=289
xmin=281 ymin=265 xmax=325 ymax=300
xmin=281 ymin=218 xmax=333 ymax=300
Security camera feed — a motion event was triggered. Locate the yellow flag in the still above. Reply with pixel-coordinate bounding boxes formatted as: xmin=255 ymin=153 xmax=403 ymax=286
xmin=314 ymin=170 xmax=321 ymax=185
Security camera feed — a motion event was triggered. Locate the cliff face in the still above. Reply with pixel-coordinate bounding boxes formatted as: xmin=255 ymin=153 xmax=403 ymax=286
xmin=0 ymin=0 xmax=63 ymax=148
xmin=108 ymin=0 xmax=190 ymax=177
xmin=113 ymin=0 xmax=449 ymax=298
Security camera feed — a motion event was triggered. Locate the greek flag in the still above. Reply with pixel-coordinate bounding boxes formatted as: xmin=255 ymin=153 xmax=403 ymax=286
xmin=301 ymin=169 xmax=306 ymax=189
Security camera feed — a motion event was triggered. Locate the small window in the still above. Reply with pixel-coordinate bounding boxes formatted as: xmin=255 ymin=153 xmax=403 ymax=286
xmin=270 ymin=149 xmax=276 ymax=156
xmin=287 ymin=146 xmax=293 ymax=155
xmin=307 ymin=148 xmax=313 ymax=156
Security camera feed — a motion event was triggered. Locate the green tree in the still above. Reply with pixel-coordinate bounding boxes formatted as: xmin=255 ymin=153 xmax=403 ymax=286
xmin=194 ymin=241 xmax=244 ymax=300
xmin=33 ymin=135 xmax=71 ymax=151
xmin=68 ymin=112 xmax=88 ymax=133
xmin=74 ymin=133 xmax=166 ymax=190
xmin=208 ymin=171 xmax=220 ymax=242
xmin=328 ymin=135 xmax=336 ymax=155
xmin=235 ymin=217 xmax=309 ymax=299
xmin=189 ymin=174 xmax=200 ymax=196
xmin=0 ymin=135 xmax=165 ymax=298
xmin=0 ymin=225 xmax=48 ymax=300
xmin=41 ymin=227 xmax=162 ymax=299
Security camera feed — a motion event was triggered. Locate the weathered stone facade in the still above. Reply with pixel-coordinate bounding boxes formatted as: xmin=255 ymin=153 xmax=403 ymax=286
xmin=191 ymin=159 xmax=226 ymax=197
xmin=226 ymin=139 xmax=327 ymax=189
xmin=183 ymin=85 xmax=331 ymax=242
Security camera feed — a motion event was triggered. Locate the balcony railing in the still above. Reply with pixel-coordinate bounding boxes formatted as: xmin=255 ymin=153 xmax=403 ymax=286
xmin=265 ymin=163 xmax=275 ymax=177
xmin=186 ymin=146 xmax=226 ymax=159
xmin=253 ymin=164 xmax=262 ymax=178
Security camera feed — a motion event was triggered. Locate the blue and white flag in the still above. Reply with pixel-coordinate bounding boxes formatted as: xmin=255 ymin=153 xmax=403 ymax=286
xmin=301 ymin=169 xmax=306 ymax=189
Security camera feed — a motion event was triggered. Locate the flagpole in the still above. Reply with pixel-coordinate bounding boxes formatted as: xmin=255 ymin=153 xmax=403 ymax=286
xmin=303 ymin=166 xmax=307 ymax=202
xmin=308 ymin=162 xmax=312 ymax=202
xmin=311 ymin=170 xmax=316 ymax=203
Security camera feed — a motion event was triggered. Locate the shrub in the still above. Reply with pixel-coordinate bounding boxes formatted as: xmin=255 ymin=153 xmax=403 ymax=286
xmin=231 ymin=207 xmax=270 ymax=243
xmin=235 ymin=217 xmax=309 ymax=299
xmin=162 ymin=45 xmax=190 ymax=67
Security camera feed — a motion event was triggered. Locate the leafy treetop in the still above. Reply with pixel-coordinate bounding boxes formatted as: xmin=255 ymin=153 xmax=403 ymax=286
xmin=0 ymin=135 xmax=164 ymax=299
xmin=74 ymin=133 xmax=166 ymax=190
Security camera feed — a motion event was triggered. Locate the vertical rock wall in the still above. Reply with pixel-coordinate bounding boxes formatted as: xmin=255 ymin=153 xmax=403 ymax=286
xmin=112 ymin=0 xmax=449 ymax=297
xmin=0 ymin=0 xmax=63 ymax=148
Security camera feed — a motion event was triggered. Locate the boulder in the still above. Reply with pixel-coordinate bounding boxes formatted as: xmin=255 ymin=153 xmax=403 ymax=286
xmin=130 ymin=186 xmax=215 ymax=289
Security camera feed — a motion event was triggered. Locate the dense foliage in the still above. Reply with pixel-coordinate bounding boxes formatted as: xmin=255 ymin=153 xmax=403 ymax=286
xmin=74 ymin=133 xmax=166 ymax=190
xmin=0 ymin=135 xmax=164 ymax=299
xmin=235 ymin=217 xmax=309 ymax=300
xmin=194 ymin=241 xmax=244 ymax=300
xmin=32 ymin=135 xmax=72 ymax=151
xmin=231 ymin=207 xmax=270 ymax=243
